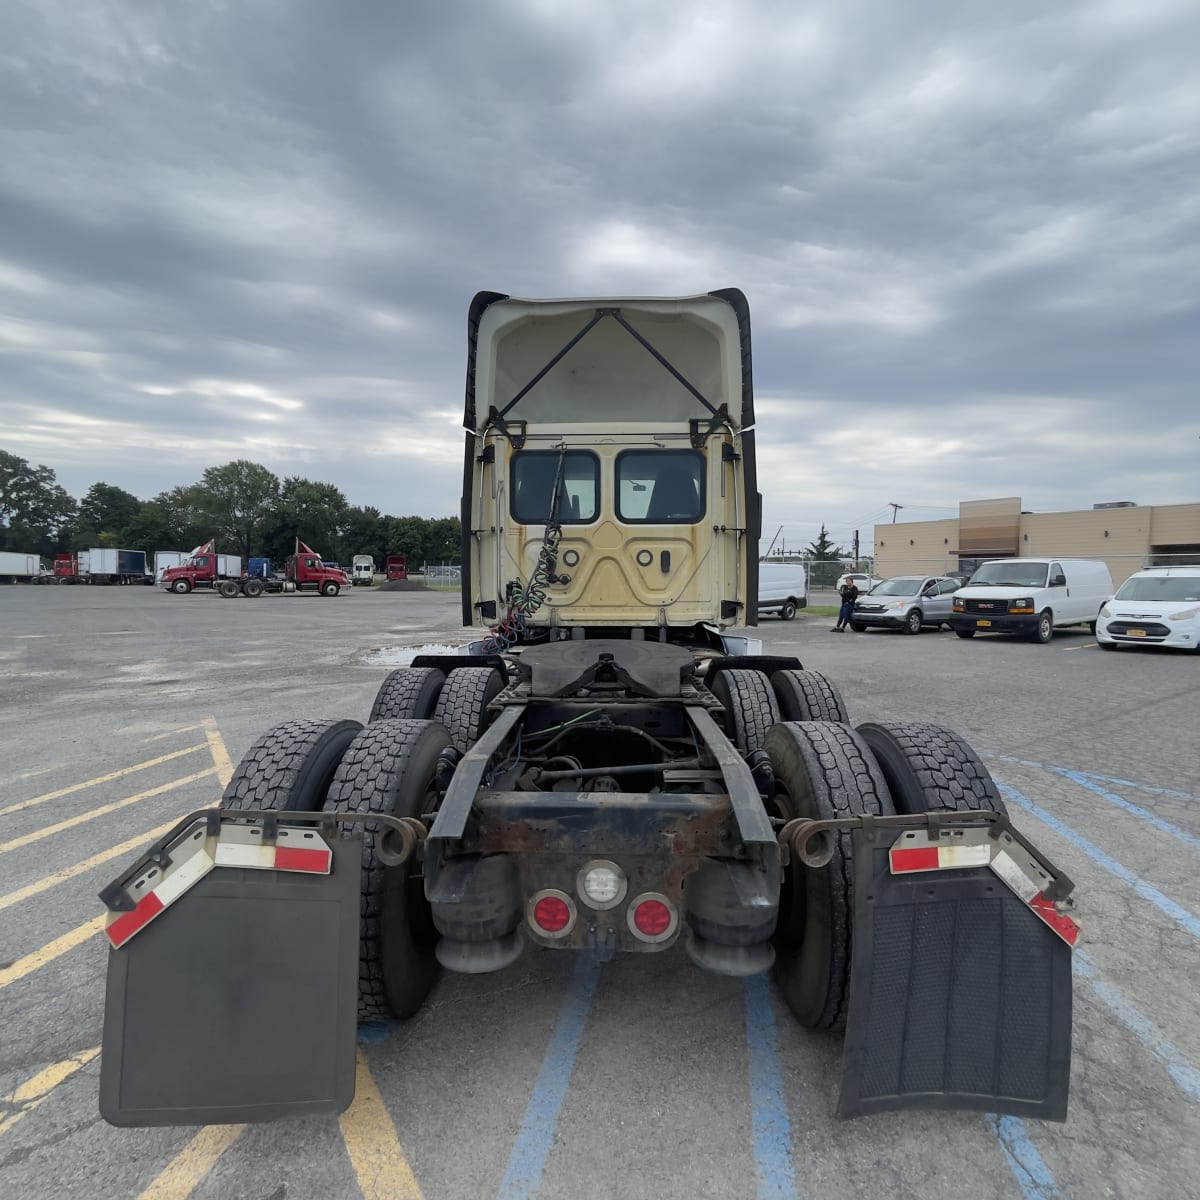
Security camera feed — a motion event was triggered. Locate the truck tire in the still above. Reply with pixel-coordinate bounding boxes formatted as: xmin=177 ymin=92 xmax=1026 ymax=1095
xmin=710 ymin=668 xmax=779 ymax=756
xmin=324 ymin=720 xmax=451 ymax=1020
xmin=221 ymin=718 xmax=363 ymax=812
xmin=370 ymin=667 xmax=447 ymax=722
xmin=856 ymin=721 xmax=1007 ymax=819
xmin=1034 ymin=611 xmax=1054 ymax=644
xmin=242 ymin=577 xmax=265 ymax=598
xmin=321 ymin=580 xmax=340 ymax=597
xmin=433 ymin=667 xmax=505 ymax=754
xmin=772 ymin=669 xmax=849 ymax=724
xmin=780 ymin=600 xmax=797 ymax=620
xmin=170 ymin=578 xmax=191 ymax=595
xmin=954 ymin=629 xmax=975 ymax=639
xmin=766 ymin=720 xmax=895 ymax=1032
xmin=219 ymin=580 xmax=240 ymax=598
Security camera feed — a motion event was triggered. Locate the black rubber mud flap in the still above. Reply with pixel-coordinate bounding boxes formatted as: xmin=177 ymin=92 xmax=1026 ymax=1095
xmin=837 ymin=828 xmax=1072 ymax=1120
xmin=99 ymin=838 xmax=361 ymax=1126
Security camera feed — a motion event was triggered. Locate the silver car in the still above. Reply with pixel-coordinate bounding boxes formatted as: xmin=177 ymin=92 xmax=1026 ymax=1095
xmin=851 ymin=575 xmax=962 ymax=634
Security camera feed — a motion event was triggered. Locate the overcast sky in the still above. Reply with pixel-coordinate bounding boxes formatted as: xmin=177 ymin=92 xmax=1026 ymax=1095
xmin=2 ymin=0 xmax=1197 ymax=555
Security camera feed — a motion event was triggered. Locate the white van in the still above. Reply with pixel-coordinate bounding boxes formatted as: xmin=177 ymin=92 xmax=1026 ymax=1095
xmin=1095 ymin=566 xmax=1200 ymax=653
xmin=948 ymin=557 xmax=1113 ymax=644
xmin=757 ymin=561 xmax=808 ymax=620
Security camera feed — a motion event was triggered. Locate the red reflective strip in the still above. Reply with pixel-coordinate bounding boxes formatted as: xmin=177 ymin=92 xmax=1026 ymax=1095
xmin=274 ymin=845 xmax=331 ymax=873
xmin=1029 ymin=893 xmax=1081 ymax=947
xmin=106 ymin=890 xmax=164 ymax=949
xmin=891 ymin=846 xmax=941 ymax=872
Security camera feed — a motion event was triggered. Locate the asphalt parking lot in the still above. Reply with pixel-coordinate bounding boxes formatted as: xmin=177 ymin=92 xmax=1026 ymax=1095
xmin=1 ymin=585 xmax=1198 ymax=1200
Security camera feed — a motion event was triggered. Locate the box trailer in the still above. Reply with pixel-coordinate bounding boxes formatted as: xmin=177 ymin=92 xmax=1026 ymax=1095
xmin=76 ymin=548 xmax=148 ymax=585
xmin=0 ymin=551 xmax=44 ymax=582
xmin=352 ymin=555 xmax=375 ymax=586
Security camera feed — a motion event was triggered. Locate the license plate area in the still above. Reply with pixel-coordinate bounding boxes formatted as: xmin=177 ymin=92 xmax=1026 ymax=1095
xmin=976 ymin=619 xmax=992 ymax=627
xmin=1127 ymin=628 xmax=1147 ymax=637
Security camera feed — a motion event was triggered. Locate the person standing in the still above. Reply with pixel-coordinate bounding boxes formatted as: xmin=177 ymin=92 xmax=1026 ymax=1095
xmin=832 ymin=578 xmax=859 ymax=631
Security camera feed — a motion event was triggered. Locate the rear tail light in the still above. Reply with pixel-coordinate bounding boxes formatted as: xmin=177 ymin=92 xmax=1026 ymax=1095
xmin=627 ymin=893 xmax=678 ymax=943
xmin=528 ymin=890 xmax=576 ymax=938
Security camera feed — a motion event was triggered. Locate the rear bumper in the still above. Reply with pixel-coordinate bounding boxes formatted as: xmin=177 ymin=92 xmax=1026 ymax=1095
xmin=948 ymin=613 xmax=1037 ymax=635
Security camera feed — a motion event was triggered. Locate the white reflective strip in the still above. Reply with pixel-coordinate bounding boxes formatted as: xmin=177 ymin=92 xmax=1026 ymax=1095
xmin=938 ymin=844 xmax=992 ymax=869
xmin=990 ymin=848 xmax=1040 ymax=903
xmin=214 ymin=842 xmax=276 ymax=869
xmin=152 ymin=843 xmax=216 ymax=906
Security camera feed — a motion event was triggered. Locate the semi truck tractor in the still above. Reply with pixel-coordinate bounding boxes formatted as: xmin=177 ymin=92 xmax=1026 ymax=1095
xmin=99 ymin=290 xmax=1078 ymax=1128
xmin=161 ymin=539 xmax=348 ymax=597
xmin=385 ymin=553 xmax=407 ymax=580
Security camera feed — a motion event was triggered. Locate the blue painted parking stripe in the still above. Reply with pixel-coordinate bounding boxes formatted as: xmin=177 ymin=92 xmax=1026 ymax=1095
xmin=743 ymin=973 xmax=796 ymax=1200
xmin=985 ymin=1115 xmax=1059 ymax=1199
xmin=1055 ymin=769 xmax=1200 ymax=851
xmin=985 ymin=754 xmax=1198 ymax=803
xmin=496 ymin=954 xmax=600 ymax=1200
xmin=995 ymin=781 xmax=1200 ymax=942
xmin=1072 ymin=771 xmax=1198 ymax=803
xmin=1075 ymin=949 xmax=1200 ymax=1103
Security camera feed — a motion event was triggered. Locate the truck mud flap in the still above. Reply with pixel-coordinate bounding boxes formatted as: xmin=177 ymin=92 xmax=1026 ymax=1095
xmin=99 ymin=817 xmax=360 ymax=1126
xmin=838 ymin=826 xmax=1073 ymax=1120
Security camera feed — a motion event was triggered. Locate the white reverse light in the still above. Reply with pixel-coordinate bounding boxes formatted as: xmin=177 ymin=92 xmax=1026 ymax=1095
xmin=578 ymin=860 xmax=627 ymax=910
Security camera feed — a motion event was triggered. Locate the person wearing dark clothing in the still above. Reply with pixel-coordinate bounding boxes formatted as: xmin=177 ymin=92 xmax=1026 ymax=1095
xmin=832 ymin=580 xmax=859 ymax=630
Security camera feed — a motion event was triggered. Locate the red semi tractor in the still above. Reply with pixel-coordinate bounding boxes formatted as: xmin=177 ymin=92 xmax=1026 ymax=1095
xmin=161 ymin=540 xmax=350 ymax=597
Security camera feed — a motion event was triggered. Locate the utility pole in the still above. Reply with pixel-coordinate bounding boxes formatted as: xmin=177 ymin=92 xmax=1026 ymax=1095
xmin=853 ymin=529 xmax=859 ymax=567
xmin=887 ymin=502 xmax=903 ymax=523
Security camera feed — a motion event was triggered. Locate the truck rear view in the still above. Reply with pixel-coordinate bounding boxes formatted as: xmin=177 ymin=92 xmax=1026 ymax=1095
xmin=98 ymin=290 xmax=1078 ymax=1129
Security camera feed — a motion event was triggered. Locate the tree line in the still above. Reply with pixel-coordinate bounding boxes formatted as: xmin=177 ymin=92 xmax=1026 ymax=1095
xmin=0 ymin=449 xmax=460 ymax=568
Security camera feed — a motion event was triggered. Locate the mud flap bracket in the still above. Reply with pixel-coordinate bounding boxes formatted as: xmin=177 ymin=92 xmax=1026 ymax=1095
xmin=837 ymin=825 xmax=1072 ymax=1120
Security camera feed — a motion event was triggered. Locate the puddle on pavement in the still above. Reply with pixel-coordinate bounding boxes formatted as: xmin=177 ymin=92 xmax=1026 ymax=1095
xmin=361 ymin=642 xmax=472 ymax=666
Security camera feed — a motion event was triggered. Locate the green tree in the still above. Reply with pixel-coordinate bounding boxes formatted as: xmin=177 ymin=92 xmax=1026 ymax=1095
xmin=340 ymin=505 xmax=387 ymax=566
xmin=194 ymin=460 xmax=280 ymax=563
xmin=0 ymin=449 xmax=77 ymax=554
xmin=262 ymin=476 xmax=348 ymax=563
xmin=804 ymin=524 xmax=847 ymax=587
xmin=78 ymin=482 xmax=143 ymax=544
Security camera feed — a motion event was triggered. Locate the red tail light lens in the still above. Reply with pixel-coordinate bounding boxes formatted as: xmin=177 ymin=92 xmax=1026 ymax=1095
xmin=632 ymin=899 xmax=671 ymax=937
xmin=528 ymin=890 xmax=575 ymax=937
xmin=627 ymin=893 xmax=677 ymax=942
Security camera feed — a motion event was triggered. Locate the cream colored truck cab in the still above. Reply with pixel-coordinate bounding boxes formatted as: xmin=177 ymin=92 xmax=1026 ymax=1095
xmin=460 ymin=291 xmax=758 ymax=644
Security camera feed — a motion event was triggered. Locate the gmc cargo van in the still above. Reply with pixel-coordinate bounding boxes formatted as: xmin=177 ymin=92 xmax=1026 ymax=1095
xmin=948 ymin=557 xmax=1113 ymax=644
xmin=757 ymin=562 xmax=807 ymax=620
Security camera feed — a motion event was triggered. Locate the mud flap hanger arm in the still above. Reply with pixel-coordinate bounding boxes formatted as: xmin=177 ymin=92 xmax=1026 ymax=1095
xmin=779 ymin=809 xmax=1075 ymax=902
xmin=99 ymin=808 xmax=427 ymax=915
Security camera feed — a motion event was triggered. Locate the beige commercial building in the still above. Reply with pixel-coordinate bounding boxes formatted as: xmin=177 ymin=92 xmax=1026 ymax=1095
xmin=873 ymin=498 xmax=1200 ymax=587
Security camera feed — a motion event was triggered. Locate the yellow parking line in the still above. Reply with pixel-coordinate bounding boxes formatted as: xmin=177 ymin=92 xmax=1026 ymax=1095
xmin=339 ymin=1048 xmax=424 ymax=1199
xmin=0 ymin=1047 xmax=100 ymax=1137
xmin=0 ymin=769 xmax=214 ymax=857
xmin=142 ymin=724 xmax=208 ymax=743
xmin=202 ymin=716 xmax=234 ymax=788
xmin=0 ymin=744 xmax=208 ymax=819
xmin=0 ymin=915 xmax=105 ymax=990
xmin=137 ymin=1125 xmax=246 ymax=1200
xmin=0 ymin=816 xmax=186 ymax=913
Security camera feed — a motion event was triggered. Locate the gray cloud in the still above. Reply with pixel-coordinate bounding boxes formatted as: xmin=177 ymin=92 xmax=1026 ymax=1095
xmin=1 ymin=0 xmax=1196 ymax=552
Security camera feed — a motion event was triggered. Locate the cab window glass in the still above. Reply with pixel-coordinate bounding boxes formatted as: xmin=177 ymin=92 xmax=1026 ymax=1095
xmin=511 ymin=451 xmax=599 ymax=524
xmin=616 ymin=450 xmax=704 ymax=523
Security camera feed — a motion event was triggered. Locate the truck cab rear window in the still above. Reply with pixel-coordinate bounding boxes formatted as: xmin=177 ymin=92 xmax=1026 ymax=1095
xmin=617 ymin=450 xmax=704 ymax=524
xmin=510 ymin=451 xmax=599 ymax=524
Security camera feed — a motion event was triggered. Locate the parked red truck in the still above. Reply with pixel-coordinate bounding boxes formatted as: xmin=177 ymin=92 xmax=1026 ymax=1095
xmin=385 ymin=554 xmax=408 ymax=581
xmin=161 ymin=539 xmax=349 ymax=597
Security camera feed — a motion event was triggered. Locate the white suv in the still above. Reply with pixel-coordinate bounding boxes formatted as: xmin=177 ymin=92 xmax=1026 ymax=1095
xmin=1096 ymin=567 xmax=1200 ymax=653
